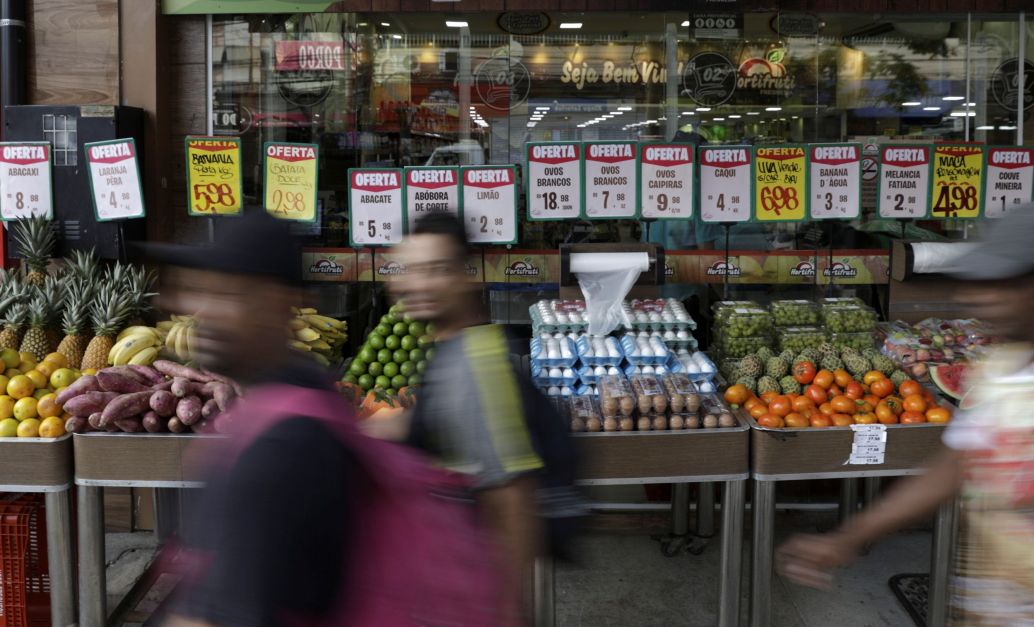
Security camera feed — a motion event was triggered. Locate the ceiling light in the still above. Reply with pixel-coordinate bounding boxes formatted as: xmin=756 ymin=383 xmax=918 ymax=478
xmin=1000 ymin=125 xmax=1017 ymax=130
xmin=729 ymin=114 xmax=741 ymax=119
xmin=714 ymin=117 xmax=725 ymax=121
xmin=392 ymin=34 xmax=402 ymax=39
xmin=681 ymin=20 xmax=690 ymax=26
xmin=923 ymin=106 xmax=940 ymax=111
xmin=611 ymin=111 xmax=624 ymax=115
xmin=901 ymin=101 xmax=921 ymax=106
xmin=765 ymin=106 xmax=782 ymax=111
xmin=696 ymin=107 xmax=711 ymax=112
xmin=942 ymin=96 xmax=964 ymax=101
xmin=779 ymin=117 xmax=787 ymax=121
xmin=681 ymin=111 xmax=695 ymax=116
xmin=949 ymin=111 xmax=967 ymax=117
xmin=976 ymin=125 xmax=994 ymax=130
xmin=791 ymin=115 xmax=799 ymax=119
xmin=746 ymin=111 xmax=759 ymax=116
xmin=445 ymin=21 xmax=468 ymax=28
xmin=618 ymin=106 xmax=633 ymax=111
xmin=527 ymin=122 xmax=537 ymax=128
xmin=358 ymin=22 xmax=368 ymax=26
xmin=381 ymin=22 xmax=390 ymax=26
xmin=559 ymin=22 xmax=582 ymax=29
xmin=965 ymin=102 xmax=976 ymax=107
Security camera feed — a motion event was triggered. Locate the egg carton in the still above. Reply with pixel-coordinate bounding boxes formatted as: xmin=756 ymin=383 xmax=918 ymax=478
xmin=620 ymin=334 xmax=671 ymax=366
xmin=574 ymin=383 xmax=599 ymax=396
xmin=576 ymin=335 xmax=625 ymax=367
xmin=667 ymin=351 xmax=718 ymax=384
xmin=531 ymin=364 xmax=579 ymax=388
xmin=530 ymin=335 xmax=579 ymax=368
xmin=578 ymin=364 xmax=624 ymax=385
xmin=625 ymin=298 xmax=698 ymax=330
xmin=540 ymin=384 xmax=578 ymax=398
xmin=623 ymin=363 xmax=672 ymax=378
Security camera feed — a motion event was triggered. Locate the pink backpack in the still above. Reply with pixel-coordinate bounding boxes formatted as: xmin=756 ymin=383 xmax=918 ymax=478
xmin=182 ymin=384 xmax=509 ymax=627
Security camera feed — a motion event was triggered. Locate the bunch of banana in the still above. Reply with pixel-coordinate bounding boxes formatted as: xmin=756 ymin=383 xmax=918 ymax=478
xmin=159 ymin=315 xmax=197 ymax=363
xmin=109 ymin=326 xmax=165 ymax=366
xmin=288 ymin=307 xmax=348 ymax=367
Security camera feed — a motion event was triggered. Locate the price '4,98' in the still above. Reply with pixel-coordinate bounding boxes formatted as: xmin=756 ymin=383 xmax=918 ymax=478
xmin=192 ymin=183 xmax=237 ymax=213
xmin=932 ymin=183 xmax=978 ymax=215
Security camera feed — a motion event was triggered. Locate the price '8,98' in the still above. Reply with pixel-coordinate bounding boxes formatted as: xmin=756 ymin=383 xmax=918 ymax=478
xmin=932 ymin=183 xmax=978 ymax=215
xmin=193 ymin=183 xmax=237 ymax=213
xmin=270 ymin=189 xmax=306 ymax=215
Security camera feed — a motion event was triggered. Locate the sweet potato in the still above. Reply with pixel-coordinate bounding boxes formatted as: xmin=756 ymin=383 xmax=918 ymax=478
xmin=88 ymin=412 xmax=104 ymax=430
xmin=100 ymin=391 xmax=154 ymax=427
xmin=64 ymin=391 xmax=119 ymax=417
xmin=151 ymin=379 xmax=174 ymax=391
xmin=104 ymin=366 xmax=149 ymax=383
xmin=149 ymin=390 xmax=176 ymax=417
xmin=55 ymin=375 xmax=101 ymax=406
xmin=172 ymin=377 xmax=206 ymax=398
xmin=65 ymin=416 xmax=90 ymax=434
xmin=202 ymin=381 xmax=235 ymax=411
xmin=201 ymin=398 xmax=220 ymax=420
xmin=202 ymin=369 xmax=243 ymax=397
xmin=176 ymin=395 xmax=203 ymax=426
xmin=97 ymin=370 xmax=151 ymax=394
xmin=167 ymin=417 xmax=187 ymax=433
xmin=128 ymin=365 xmax=164 ymax=385
xmin=142 ymin=411 xmax=164 ymax=433
xmin=154 ymin=360 xmax=212 ymax=382
xmin=115 ymin=417 xmax=144 ymax=433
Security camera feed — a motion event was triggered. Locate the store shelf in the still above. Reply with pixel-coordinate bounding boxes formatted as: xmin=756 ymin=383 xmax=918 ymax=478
xmin=573 ymin=417 xmax=749 ymax=485
xmin=0 ymin=435 xmax=73 ymax=491
xmin=73 ymin=433 xmax=224 ymax=488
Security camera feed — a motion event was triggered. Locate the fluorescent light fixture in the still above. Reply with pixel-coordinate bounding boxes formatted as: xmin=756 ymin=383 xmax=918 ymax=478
xmin=1000 ymin=125 xmax=1017 ymax=130
xmin=392 ymin=34 xmax=402 ymax=39
xmin=791 ymin=115 xmax=799 ymax=119
xmin=617 ymin=106 xmax=633 ymax=111
xmin=681 ymin=111 xmax=695 ymax=116
xmin=445 ymin=21 xmax=468 ymax=28
xmin=976 ymin=125 xmax=994 ymax=131
xmin=765 ymin=106 xmax=782 ymax=111
xmin=965 ymin=102 xmax=976 ymax=106
xmin=611 ymin=111 xmax=624 ymax=115
xmin=949 ymin=111 xmax=976 ymax=117
xmin=696 ymin=107 xmax=711 ymax=112
xmin=559 ymin=22 xmax=582 ymax=29
xmin=358 ymin=22 xmax=368 ymax=26
xmin=901 ymin=101 xmax=921 ymax=106
xmin=942 ymin=96 xmax=964 ymax=101
xmin=746 ymin=111 xmax=759 ymax=116
xmin=527 ymin=123 xmax=537 ymax=128
xmin=779 ymin=117 xmax=787 ymax=121
xmin=381 ymin=22 xmax=390 ymax=26
xmin=681 ymin=20 xmax=690 ymax=26
xmin=713 ymin=117 xmax=725 ymax=121
xmin=923 ymin=106 xmax=940 ymax=111
xmin=728 ymin=114 xmax=741 ymax=119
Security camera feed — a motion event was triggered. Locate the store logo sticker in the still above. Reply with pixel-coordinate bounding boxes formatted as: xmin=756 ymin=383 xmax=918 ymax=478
xmin=706 ymin=260 xmax=741 ymax=277
xmin=664 ymin=263 xmax=675 ymax=278
xmin=309 ymin=259 xmax=344 ymax=275
xmin=474 ymin=47 xmax=531 ymax=111
xmin=789 ymin=260 xmax=816 ymax=277
xmin=464 ymin=263 xmax=479 ymax=277
xmin=737 ymin=46 xmax=796 ymax=97
xmin=823 ymin=261 xmax=858 ymax=278
xmin=377 ymin=261 xmax=408 ymax=276
xmin=505 ymin=260 xmax=540 ymax=277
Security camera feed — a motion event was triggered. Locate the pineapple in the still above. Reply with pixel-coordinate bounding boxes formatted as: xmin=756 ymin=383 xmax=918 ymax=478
xmin=42 ymin=276 xmax=65 ymax=352
xmin=11 ymin=217 xmax=56 ymax=286
xmin=81 ymin=286 xmax=133 ymax=372
xmin=124 ymin=266 xmax=158 ymax=327
xmin=63 ymin=248 xmax=99 ymax=281
xmin=19 ymin=292 xmax=52 ymax=361
xmin=56 ymin=279 xmax=94 ymax=369
xmin=0 ymin=303 xmax=28 ymax=351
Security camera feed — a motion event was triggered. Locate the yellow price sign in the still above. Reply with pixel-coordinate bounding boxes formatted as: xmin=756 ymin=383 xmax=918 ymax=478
xmin=185 ymin=137 xmax=243 ymax=216
xmin=930 ymin=144 xmax=983 ymax=219
xmin=263 ymin=142 xmax=319 ymax=223
xmin=754 ymin=145 xmax=807 ymax=221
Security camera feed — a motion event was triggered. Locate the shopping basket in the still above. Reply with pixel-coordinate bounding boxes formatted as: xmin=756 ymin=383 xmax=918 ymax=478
xmin=0 ymin=494 xmax=50 ymax=627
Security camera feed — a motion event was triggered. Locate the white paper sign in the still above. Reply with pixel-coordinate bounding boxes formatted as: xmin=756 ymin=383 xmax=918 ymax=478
xmin=85 ymin=139 xmax=146 ymax=221
xmin=984 ymin=147 xmax=1034 ymax=219
xmin=404 ymin=167 xmax=459 ymax=229
xmin=584 ymin=142 xmax=638 ymax=218
xmin=699 ymin=146 xmax=752 ymax=222
xmin=809 ymin=144 xmax=861 ymax=219
xmin=0 ymin=142 xmax=53 ymax=221
xmin=847 ymin=424 xmax=887 ymax=465
xmin=349 ymin=168 xmax=404 ymax=246
xmin=640 ymin=144 xmax=694 ymax=219
xmin=461 ymin=166 xmax=517 ymax=244
xmin=878 ymin=145 xmax=931 ymax=219
xmin=527 ymin=142 xmax=582 ymax=220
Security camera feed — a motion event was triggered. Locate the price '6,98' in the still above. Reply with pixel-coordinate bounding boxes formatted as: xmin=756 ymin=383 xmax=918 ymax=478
xmin=192 ymin=183 xmax=237 ymax=213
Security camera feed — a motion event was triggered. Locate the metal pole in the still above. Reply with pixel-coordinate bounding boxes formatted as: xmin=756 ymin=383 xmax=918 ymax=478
xmin=718 ymin=479 xmax=745 ymax=627
xmin=862 ymin=476 xmax=881 ymax=506
xmin=0 ymin=0 xmax=27 ymax=113
xmin=750 ymin=480 xmax=776 ymax=627
xmin=838 ymin=478 xmax=859 ymax=523
xmin=533 ymin=556 xmax=555 ymax=627
xmin=45 ymin=490 xmax=75 ymax=627
xmin=457 ymin=27 xmax=471 ymax=142
xmin=664 ymin=22 xmax=678 ymax=141
xmin=964 ymin=13 xmax=971 ymax=142
xmin=672 ymin=483 xmax=690 ymax=536
xmin=154 ymin=487 xmax=181 ymax=543
xmin=1018 ymin=12 xmax=1026 ymax=146
xmin=77 ymin=485 xmax=106 ymax=627
xmin=697 ymin=482 xmax=716 ymax=538
xmin=929 ymin=498 xmax=958 ymax=627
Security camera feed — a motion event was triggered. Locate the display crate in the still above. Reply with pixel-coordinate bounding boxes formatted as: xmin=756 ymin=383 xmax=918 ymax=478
xmin=0 ymin=494 xmax=49 ymax=627
xmin=73 ymin=433 xmax=224 ymax=486
xmin=0 ymin=436 xmax=73 ymax=490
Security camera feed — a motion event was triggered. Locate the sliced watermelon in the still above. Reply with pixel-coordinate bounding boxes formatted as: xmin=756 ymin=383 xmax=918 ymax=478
xmin=930 ymin=363 xmax=967 ymax=401
xmin=958 ymin=388 xmax=984 ymax=411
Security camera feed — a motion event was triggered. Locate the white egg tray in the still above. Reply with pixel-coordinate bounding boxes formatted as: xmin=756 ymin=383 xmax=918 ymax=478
xmin=620 ymin=334 xmax=671 ymax=366
xmin=540 ymin=384 xmax=578 ymax=398
xmin=531 ymin=363 xmax=579 ymax=388
xmin=577 ymin=364 xmax=624 ymax=385
xmin=530 ymin=336 xmax=579 ymax=368
xmin=622 ymin=363 xmax=672 ymax=377
xmin=575 ymin=336 xmax=625 ymax=367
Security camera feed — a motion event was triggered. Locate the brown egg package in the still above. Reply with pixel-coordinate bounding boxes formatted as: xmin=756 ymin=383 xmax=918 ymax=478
xmin=569 ymin=395 xmax=601 ymax=432
xmin=629 ymin=374 xmax=667 ymax=414
xmin=598 ymin=375 xmax=636 ymax=418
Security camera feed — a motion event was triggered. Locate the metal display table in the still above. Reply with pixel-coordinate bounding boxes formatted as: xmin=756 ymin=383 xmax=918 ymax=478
xmin=537 ymin=416 xmax=750 ymax=627
xmin=746 ymin=417 xmax=955 ymax=627
xmin=0 ymin=435 xmax=76 ymax=627
xmin=74 ymin=433 xmax=221 ymax=627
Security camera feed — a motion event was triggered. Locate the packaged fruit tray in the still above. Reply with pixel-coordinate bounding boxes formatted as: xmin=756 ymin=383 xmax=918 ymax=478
xmin=624 ymin=298 xmax=697 ymax=331
xmin=778 ymin=326 xmax=828 ymax=353
xmin=530 ymin=336 xmax=578 ymax=368
xmin=714 ymin=331 xmax=773 ymax=359
xmin=0 ymin=434 xmax=73 ymax=489
xmin=712 ymin=300 xmax=761 ymax=324
xmin=715 ymin=307 xmax=773 ymax=338
xmin=821 ymin=304 xmax=878 ymax=333
xmin=829 ymin=331 xmax=876 ymax=351
xmin=576 ymin=336 xmax=624 ymax=367
xmin=770 ymin=300 xmax=820 ymax=327
xmin=820 ymin=296 xmax=865 ymax=310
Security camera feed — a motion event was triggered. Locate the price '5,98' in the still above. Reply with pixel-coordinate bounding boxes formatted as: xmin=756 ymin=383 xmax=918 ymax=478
xmin=192 ymin=183 xmax=237 ymax=213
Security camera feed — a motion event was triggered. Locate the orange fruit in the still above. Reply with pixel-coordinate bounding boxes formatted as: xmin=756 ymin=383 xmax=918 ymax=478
xmin=834 ymin=369 xmax=853 ymax=388
xmin=36 ymin=394 xmax=60 ymax=419
xmin=898 ymin=380 xmax=922 ymax=398
xmin=903 ymin=394 xmax=927 ymax=414
xmin=831 ymin=413 xmax=855 ymax=427
xmin=819 ymin=402 xmax=835 ymax=416
xmin=814 ymin=370 xmax=834 ymax=390
xmin=768 ymin=396 xmax=792 ymax=417
xmin=724 ymin=384 xmax=750 ymax=406
xmin=870 ymin=378 xmax=895 ymax=399
xmin=7 ymin=375 xmax=35 ymax=400
xmin=0 ymin=396 xmax=14 ymax=421
xmin=38 ymin=416 xmax=65 ymax=438
xmin=50 ymin=368 xmax=76 ymax=390
xmin=42 ymin=353 xmax=67 ymax=369
xmin=784 ymin=412 xmax=809 ymax=428
xmin=757 ymin=413 xmax=785 ymax=429
xmin=760 ymin=391 xmax=779 ymax=404
xmin=34 ymin=361 xmax=54 ymax=378
xmin=13 ymin=397 xmax=37 ymax=421
xmin=750 ymin=405 xmax=769 ymax=419
xmin=862 ymin=371 xmax=886 ymax=386
xmin=24 ymin=370 xmax=47 ymax=391
xmin=16 ymin=418 xmax=40 ymax=437
xmin=901 ymin=411 xmax=927 ymax=424
xmin=805 ymin=384 xmax=828 ymax=406
xmin=855 ymin=412 xmax=878 ymax=424
xmin=810 ymin=415 xmax=833 ymax=428
xmin=831 ymin=395 xmax=856 ymax=415
xmin=926 ymin=407 xmax=952 ymax=423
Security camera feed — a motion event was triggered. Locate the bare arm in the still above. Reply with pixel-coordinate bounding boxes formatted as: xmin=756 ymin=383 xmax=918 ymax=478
xmin=779 ymin=447 xmax=963 ymax=588
xmin=478 ymin=476 xmax=542 ymax=624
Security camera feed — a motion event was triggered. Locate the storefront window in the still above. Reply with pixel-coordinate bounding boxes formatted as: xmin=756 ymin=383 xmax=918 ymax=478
xmin=210 ymin=11 xmax=1030 ymax=248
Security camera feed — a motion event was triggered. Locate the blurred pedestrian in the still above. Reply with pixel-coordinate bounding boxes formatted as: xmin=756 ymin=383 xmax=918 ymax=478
xmin=778 ymin=205 xmax=1034 ymax=625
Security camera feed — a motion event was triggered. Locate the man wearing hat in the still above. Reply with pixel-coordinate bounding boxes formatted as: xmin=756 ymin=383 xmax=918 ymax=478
xmin=778 ymin=205 xmax=1034 ymax=625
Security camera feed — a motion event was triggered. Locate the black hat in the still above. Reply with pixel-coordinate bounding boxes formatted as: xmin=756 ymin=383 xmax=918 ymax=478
xmin=142 ymin=209 xmax=302 ymax=284
xmin=950 ymin=203 xmax=1034 ymax=281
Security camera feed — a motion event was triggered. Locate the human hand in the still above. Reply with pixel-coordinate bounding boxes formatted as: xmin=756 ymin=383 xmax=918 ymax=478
xmin=777 ymin=532 xmax=862 ymax=589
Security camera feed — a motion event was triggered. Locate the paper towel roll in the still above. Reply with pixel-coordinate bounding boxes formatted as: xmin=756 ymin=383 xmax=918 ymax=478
xmin=570 ymin=252 xmax=650 ymax=274
xmin=911 ymin=242 xmax=977 ymax=275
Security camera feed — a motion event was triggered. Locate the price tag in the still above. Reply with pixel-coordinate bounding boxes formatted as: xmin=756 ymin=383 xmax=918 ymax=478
xmin=184 ymin=137 xmax=243 ymax=216
xmin=461 ymin=166 xmax=517 ymax=244
xmin=527 ymin=142 xmax=582 ymax=220
xmin=263 ymin=142 xmax=319 ymax=223
xmin=848 ymin=424 xmax=887 ymax=465
xmin=0 ymin=142 xmax=53 ymax=221
xmin=808 ymin=143 xmax=861 ymax=219
xmin=349 ymin=168 xmax=404 ymax=247
xmin=699 ymin=145 xmax=752 ymax=222
xmin=983 ymin=147 xmax=1034 ymax=219
xmin=754 ymin=145 xmax=807 ymax=221
xmin=930 ymin=144 xmax=983 ymax=219
xmin=404 ymin=166 xmax=460 ymax=229
xmin=584 ymin=141 xmax=638 ymax=219
xmin=85 ymin=138 xmax=145 ymax=221
xmin=640 ymin=143 xmax=694 ymax=219
xmin=878 ymin=145 xmax=932 ymax=219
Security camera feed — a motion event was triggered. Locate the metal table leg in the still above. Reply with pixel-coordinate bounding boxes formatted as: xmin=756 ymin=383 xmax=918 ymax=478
xmin=929 ymin=498 xmax=958 ymax=627
xmin=672 ymin=483 xmax=690 ymax=536
xmin=78 ymin=485 xmax=106 ymax=627
xmin=698 ymin=482 xmax=716 ymax=538
xmin=750 ymin=480 xmax=776 ymax=627
xmin=153 ymin=487 xmax=181 ymax=543
xmin=718 ymin=479 xmax=745 ymax=627
xmin=533 ymin=555 xmax=555 ymax=627
xmin=838 ymin=478 xmax=859 ymax=524
xmin=45 ymin=490 xmax=75 ymax=627
xmin=863 ymin=477 xmax=882 ymax=506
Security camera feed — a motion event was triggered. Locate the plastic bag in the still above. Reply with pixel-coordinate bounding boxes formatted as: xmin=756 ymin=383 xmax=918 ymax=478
xmin=571 ymin=252 xmax=649 ymax=335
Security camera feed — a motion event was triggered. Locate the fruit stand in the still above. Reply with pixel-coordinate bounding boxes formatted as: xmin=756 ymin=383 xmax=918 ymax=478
xmin=0 ymin=436 xmax=75 ymax=627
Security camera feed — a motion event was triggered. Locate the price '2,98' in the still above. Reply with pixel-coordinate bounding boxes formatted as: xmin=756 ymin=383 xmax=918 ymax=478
xmin=192 ymin=183 xmax=237 ymax=213
xmin=270 ymin=189 xmax=306 ymax=215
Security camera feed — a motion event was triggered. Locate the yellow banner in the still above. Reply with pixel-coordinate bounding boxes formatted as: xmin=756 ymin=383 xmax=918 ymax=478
xmin=185 ymin=137 xmax=243 ymax=216
xmin=930 ymin=144 xmax=983 ymax=219
xmin=754 ymin=146 xmax=807 ymax=221
xmin=263 ymin=142 xmax=319 ymax=223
